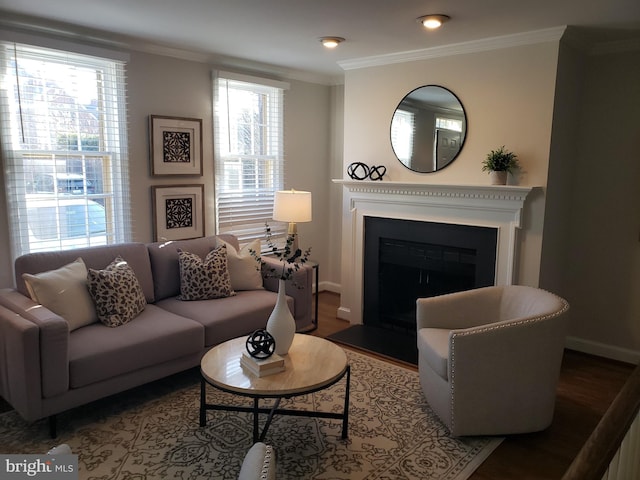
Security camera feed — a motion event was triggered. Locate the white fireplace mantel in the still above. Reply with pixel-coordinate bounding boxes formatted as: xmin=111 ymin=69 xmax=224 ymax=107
xmin=333 ymin=179 xmax=537 ymax=324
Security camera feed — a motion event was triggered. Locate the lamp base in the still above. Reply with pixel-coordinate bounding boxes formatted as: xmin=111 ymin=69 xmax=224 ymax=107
xmin=288 ymin=222 xmax=299 ymax=252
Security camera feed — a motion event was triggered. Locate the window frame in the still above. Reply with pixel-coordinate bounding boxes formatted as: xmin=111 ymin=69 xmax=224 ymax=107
xmin=213 ymin=71 xmax=289 ymax=245
xmin=0 ymin=41 xmax=131 ymax=258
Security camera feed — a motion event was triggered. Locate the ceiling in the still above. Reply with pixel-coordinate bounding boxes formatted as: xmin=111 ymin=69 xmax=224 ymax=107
xmin=1 ymin=0 xmax=640 ymax=84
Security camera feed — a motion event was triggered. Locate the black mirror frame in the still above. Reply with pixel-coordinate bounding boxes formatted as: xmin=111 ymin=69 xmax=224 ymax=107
xmin=390 ymin=85 xmax=467 ymax=173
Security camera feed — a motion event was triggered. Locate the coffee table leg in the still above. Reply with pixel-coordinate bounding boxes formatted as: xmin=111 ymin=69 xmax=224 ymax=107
xmin=342 ymin=365 xmax=351 ymax=439
xmin=200 ymin=378 xmax=206 ymax=427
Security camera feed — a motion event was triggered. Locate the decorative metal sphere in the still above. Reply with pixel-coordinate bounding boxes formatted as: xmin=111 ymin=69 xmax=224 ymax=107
xmin=246 ymin=329 xmax=276 ymax=359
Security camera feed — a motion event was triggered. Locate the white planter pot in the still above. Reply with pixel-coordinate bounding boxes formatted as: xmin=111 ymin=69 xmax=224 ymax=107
xmin=490 ymin=171 xmax=508 ymax=185
xmin=266 ymin=279 xmax=296 ymax=355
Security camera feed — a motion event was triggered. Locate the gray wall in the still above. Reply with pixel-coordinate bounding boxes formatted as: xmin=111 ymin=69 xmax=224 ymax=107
xmin=0 ymin=35 xmax=335 ymax=290
xmin=563 ymin=48 xmax=640 ymax=360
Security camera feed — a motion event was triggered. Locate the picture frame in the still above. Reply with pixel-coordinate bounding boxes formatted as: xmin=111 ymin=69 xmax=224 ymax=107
xmin=152 ymin=184 xmax=204 ymax=241
xmin=149 ymin=115 xmax=203 ymax=176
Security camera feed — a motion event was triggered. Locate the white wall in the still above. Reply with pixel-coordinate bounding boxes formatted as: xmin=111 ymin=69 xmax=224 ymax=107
xmin=338 ymin=36 xmax=640 ymax=362
xmin=340 ymin=40 xmax=561 ymax=293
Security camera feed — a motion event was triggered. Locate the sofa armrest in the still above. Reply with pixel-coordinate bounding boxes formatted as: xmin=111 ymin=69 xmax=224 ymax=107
xmin=0 ymin=304 xmax=43 ymax=421
xmin=261 ymin=258 xmax=314 ymax=331
xmin=0 ymin=289 xmax=69 ymax=398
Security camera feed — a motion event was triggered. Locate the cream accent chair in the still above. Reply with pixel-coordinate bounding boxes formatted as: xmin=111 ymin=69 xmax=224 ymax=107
xmin=417 ymin=285 xmax=569 ymax=437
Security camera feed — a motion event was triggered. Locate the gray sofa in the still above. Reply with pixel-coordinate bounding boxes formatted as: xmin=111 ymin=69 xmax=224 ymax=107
xmin=0 ymin=234 xmax=313 ymax=436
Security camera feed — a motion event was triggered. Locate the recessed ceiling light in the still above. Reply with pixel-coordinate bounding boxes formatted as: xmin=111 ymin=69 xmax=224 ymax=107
xmin=416 ymin=14 xmax=450 ymax=29
xmin=319 ymin=37 xmax=345 ymax=49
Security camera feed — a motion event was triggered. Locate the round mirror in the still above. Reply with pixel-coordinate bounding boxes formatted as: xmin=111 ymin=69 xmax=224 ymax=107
xmin=390 ymin=85 xmax=467 ymax=173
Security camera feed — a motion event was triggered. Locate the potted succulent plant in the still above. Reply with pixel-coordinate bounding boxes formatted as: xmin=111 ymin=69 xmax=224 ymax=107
xmin=481 ymin=146 xmax=519 ymax=185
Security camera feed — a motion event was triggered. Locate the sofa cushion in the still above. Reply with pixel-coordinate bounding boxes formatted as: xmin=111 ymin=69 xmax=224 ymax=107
xmin=177 ymin=247 xmax=235 ymax=301
xmin=68 ymin=304 xmax=204 ymax=388
xmin=15 ymin=243 xmax=155 ymax=304
xmin=22 ymin=257 xmax=97 ymax=331
xmin=157 ymin=290 xmax=294 ymax=347
xmin=217 ymin=238 xmax=263 ymax=291
xmin=147 ymin=236 xmax=220 ymax=301
xmin=88 ymin=256 xmax=146 ymax=327
xmin=418 ymin=327 xmax=451 ymax=381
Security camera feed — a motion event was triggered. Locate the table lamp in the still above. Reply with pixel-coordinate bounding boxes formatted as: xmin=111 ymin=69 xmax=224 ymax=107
xmin=272 ymin=189 xmax=312 ymax=252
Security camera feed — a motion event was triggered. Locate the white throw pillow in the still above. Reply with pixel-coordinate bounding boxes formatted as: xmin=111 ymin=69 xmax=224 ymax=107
xmin=217 ymin=238 xmax=263 ymax=291
xmin=22 ymin=257 xmax=97 ymax=331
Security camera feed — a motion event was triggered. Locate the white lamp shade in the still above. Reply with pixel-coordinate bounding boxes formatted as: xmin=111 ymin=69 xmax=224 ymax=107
xmin=273 ymin=190 xmax=312 ymax=223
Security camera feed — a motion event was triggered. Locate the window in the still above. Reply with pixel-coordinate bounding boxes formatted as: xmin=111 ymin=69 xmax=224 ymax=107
xmin=435 ymin=116 xmax=463 ymax=132
xmin=213 ymin=71 xmax=289 ymax=243
xmin=0 ymin=42 xmax=131 ymax=257
xmin=390 ymin=109 xmax=415 ymax=163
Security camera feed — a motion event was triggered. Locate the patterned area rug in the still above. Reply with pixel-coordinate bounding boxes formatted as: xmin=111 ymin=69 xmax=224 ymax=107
xmin=0 ymin=349 xmax=502 ymax=479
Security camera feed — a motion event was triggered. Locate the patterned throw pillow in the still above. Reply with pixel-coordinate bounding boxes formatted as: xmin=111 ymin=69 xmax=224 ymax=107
xmin=87 ymin=256 xmax=147 ymax=327
xmin=177 ymin=245 xmax=235 ymax=301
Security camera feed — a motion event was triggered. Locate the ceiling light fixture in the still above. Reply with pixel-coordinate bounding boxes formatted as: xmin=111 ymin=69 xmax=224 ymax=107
xmin=320 ymin=37 xmax=345 ymax=49
xmin=417 ymin=14 xmax=450 ymax=30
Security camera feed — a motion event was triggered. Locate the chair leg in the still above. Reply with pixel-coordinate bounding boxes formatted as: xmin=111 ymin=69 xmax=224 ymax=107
xmin=49 ymin=415 xmax=57 ymax=438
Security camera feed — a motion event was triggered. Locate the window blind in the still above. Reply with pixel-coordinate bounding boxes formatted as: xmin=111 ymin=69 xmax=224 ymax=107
xmin=213 ymin=71 xmax=288 ymax=244
xmin=0 ymin=42 xmax=131 ymax=258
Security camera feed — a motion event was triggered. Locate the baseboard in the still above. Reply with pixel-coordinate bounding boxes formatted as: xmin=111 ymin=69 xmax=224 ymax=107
xmin=336 ymin=307 xmax=351 ymax=322
xmin=318 ymin=281 xmax=340 ymax=294
xmin=566 ymin=336 xmax=640 ymax=365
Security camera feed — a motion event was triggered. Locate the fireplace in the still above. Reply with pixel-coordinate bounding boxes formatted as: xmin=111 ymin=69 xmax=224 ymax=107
xmin=363 ymin=216 xmax=497 ymax=333
xmin=334 ymin=180 xmax=535 ymax=326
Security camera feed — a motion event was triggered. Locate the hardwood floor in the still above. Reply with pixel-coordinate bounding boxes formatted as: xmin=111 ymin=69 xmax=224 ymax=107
xmin=314 ymin=291 xmax=635 ymax=480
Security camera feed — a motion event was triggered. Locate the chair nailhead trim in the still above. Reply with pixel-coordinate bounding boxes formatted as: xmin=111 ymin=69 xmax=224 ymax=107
xmin=260 ymin=445 xmax=273 ymax=478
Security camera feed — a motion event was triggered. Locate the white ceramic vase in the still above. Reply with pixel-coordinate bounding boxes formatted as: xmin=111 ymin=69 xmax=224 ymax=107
xmin=266 ymin=279 xmax=296 ymax=355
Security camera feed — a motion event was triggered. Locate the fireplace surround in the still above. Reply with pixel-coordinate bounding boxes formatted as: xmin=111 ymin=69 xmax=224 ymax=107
xmin=334 ymin=180 xmax=535 ymax=324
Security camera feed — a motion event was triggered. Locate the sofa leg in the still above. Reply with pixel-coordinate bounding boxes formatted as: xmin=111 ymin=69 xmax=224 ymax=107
xmin=49 ymin=415 xmax=57 ymax=438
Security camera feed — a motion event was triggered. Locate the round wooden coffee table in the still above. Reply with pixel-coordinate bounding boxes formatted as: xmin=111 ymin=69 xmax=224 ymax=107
xmin=200 ymin=334 xmax=350 ymax=443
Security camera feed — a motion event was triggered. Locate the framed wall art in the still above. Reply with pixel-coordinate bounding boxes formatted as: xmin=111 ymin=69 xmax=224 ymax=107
xmin=152 ymin=184 xmax=204 ymax=241
xmin=149 ymin=115 xmax=203 ymax=176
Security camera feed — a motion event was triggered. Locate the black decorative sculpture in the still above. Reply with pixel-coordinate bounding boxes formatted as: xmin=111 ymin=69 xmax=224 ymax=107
xmin=347 ymin=162 xmax=386 ymax=181
xmin=246 ymin=329 xmax=276 ymax=359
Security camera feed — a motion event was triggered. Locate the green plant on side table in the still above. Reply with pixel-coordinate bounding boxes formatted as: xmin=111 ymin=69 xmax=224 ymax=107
xmin=482 ymin=146 xmax=519 ymax=185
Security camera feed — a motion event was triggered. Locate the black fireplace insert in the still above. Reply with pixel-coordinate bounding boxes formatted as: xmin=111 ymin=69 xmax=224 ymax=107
xmin=363 ymin=216 xmax=497 ymax=334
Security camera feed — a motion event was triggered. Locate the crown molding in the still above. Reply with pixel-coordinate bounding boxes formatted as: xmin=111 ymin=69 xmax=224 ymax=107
xmin=338 ymin=26 xmax=567 ymax=71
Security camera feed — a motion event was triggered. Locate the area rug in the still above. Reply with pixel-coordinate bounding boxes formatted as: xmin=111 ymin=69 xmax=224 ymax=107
xmin=0 ymin=350 xmax=502 ymax=479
